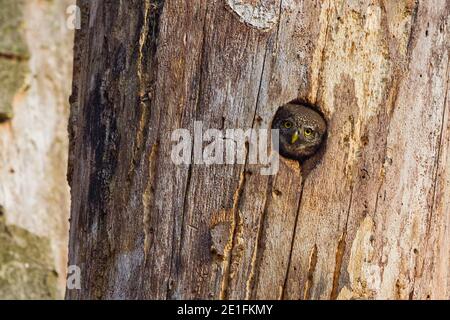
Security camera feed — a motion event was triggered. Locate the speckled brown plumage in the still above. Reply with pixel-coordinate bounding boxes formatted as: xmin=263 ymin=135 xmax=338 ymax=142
xmin=272 ymin=103 xmax=327 ymax=161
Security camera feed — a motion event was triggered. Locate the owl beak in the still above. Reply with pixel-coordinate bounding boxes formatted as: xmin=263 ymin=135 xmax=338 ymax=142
xmin=291 ymin=130 xmax=299 ymax=144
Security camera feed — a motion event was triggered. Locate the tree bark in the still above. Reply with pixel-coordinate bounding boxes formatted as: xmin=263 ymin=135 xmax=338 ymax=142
xmin=67 ymin=0 xmax=449 ymax=300
xmin=0 ymin=0 xmax=73 ymax=299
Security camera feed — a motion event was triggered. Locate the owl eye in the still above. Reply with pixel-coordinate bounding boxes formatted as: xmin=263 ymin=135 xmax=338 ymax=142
xmin=304 ymin=128 xmax=314 ymax=137
xmin=282 ymin=121 xmax=293 ymax=129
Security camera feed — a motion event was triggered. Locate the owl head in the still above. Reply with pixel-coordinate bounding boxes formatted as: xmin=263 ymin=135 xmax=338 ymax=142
xmin=272 ymin=103 xmax=327 ymax=161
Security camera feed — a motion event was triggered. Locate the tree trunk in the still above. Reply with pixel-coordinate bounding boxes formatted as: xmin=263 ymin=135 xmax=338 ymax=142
xmin=67 ymin=0 xmax=449 ymax=300
xmin=0 ymin=0 xmax=73 ymax=299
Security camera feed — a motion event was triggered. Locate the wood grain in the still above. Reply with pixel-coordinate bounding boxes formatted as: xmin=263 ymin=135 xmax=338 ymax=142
xmin=67 ymin=0 xmax=449 ymax=299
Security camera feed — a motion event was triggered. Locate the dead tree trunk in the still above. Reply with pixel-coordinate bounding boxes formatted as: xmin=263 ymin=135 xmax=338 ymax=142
xmin=67 ymin=0 xmax=449 ymax=300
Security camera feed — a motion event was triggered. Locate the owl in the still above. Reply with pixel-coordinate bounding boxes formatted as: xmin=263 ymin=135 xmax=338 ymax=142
xmin=272 ymin=103 xmax=327 ymax=161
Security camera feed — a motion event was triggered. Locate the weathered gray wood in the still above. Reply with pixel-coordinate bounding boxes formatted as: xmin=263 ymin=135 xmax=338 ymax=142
xmin=67 ymin=0 xmax=449 ymax=299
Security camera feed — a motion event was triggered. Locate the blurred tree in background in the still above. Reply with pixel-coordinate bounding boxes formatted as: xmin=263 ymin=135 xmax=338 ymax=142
xmin=0 ymin=0 xmax=74 ymax=299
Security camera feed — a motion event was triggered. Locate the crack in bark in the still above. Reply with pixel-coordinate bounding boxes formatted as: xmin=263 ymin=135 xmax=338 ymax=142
xmin=413 ymin=58 xmax=450 ymax=298
xmin=405 ymin=0 xmax=420 ymax=59
xmin=280 ymin=177 xmax=304 ymax=299
xmin=0 ymin=52 xmax=28 ymax=61
xmin=165 ymin=3 xmax=210 ymax=299
xmin=280 ymin=0 xmax=332 ymax=300
xmin=312 ymin=0 xmax=333 ymax=104
xmin=220 ymin=19 xmax=273 ymax=299
xmin=219 ymin=169 xmax=246 ymax=299
xmin=166 ymin=147 xmax=194 ymax=298
xmin=246 ymin=175 xmax=273 ymax=299
xmin=427 ymin=59 xmax=449 ymax=234
xmin=143 ymin=143 xmax=159 ymax=263
xmin=138 ymin=0 xmax=151 ymax=96
xmin=302 ymin=244 xmax=318 ymax=300
xmin=273 ymin=0 xmax=284 ymax=51
xmin=133 ymin=0 xmax=165 ymax=170
xmin=410 ymin=5 xmax=448 ymax=297
xmin=330 ymin=231 xmax=347 ymax=299
xmin=330 ymin=185 xmax=353 ymax=299
xmin=241 ymin=1 xmax=285 ymax=301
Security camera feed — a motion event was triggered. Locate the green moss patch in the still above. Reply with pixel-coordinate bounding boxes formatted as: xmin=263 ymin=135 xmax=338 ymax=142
xmin=0 ymin=0 xmax=29 ymax=122
xmin=0 ymin=215 xmax=59 ymax=300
